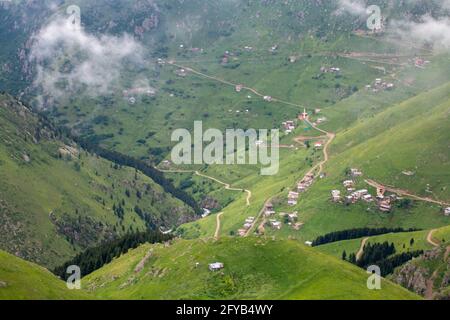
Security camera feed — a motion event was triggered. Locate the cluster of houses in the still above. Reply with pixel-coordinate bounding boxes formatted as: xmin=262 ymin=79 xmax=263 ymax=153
xmin=297 ymin=173 xmax=315 ymax=193
xmin=280 ymin=212 xmax=303 ymax=230
xmin=365 ymin=78 xmax=394 ymax=93
xmin=268 ymin=213 xmax=301 ymax=231
xmin=330 ymin=169 xmax=402 ymax=213
xmin=282 ymin=120 xmax=296 ymax=134
xmin=263 ymin=203 xmax=304 ymax=231
xmin=237 ymin=216 xmax=255 ymax=237
xmin=332 ymin=180 xmax=392 ymax=212
xmin=263 ymin=203 xmax=282 ymax=230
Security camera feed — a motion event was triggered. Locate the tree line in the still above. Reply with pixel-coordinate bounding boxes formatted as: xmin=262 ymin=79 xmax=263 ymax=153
xmin=312 ymin=227 xmax=420 ymax=246
xmin=71 ymin=135 xmax=202 ymax=215
xmin=53 ymin=230 xmax=172 ymax=280
xmin=24 ymin=105 xmax=202 ymax=216
xmin=343 ymin=241 xmax=423 ymax=276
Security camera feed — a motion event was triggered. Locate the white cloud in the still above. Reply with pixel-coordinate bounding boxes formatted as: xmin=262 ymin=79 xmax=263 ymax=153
xmin=30 ymin=17 xmax=146 ymax=102
xmin=392 ymin=15 xmax=450 ymax=52
xmin=335 ymin=0 xmax=367 ymax=16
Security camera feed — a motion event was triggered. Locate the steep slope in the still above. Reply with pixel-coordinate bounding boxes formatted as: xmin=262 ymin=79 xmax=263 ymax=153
xmin=84 ymin=237 xmax=420 ymax=300
xmin=329 ymin=82 xmax=450 ymax=200
xmin=392 ymin=232 xmax=450 ymax=300
xmin=0 ymin=250 xmax=91 ymax=300
xmin=261 ymin=83 xmax=450 ymax=243
xmin=0 ymin=94 xmax=195 ymax=268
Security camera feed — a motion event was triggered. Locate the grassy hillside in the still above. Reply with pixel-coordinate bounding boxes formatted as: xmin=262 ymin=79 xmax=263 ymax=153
xmin=315 ymin=230 xmax=434 ymax=259
xmin=0 ymin=94 xmax=195 ymax=268
xmin=254 ymin=83 xmax=450 ymax=243
xmin=84 ymin=237 xmax=419 ymax=300
xmin=392 ymin=241 xmax=450 ymax=299
xmin=0 ymin=250 xmax=90 ymax=300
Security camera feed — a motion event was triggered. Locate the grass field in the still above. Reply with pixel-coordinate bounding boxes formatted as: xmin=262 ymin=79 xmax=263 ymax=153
xmin=315 ymin=230 xmax=433 ymax=259
xmin=0 ymin=250 xmax=91 ymax=300
xmin=84 ymin=237 xmax=420 ymax=300
xmin=0 ymin=94 xmax=195 ymax=268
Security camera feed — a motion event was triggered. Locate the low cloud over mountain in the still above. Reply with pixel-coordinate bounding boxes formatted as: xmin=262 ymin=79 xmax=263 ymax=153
xmin=30 ymin=16 xmax=146 ymax=103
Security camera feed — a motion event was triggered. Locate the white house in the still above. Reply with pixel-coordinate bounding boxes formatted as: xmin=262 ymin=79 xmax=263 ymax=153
xmin=343 ymin=180 xmax=354 ymax=187
xmin=331 ymin=190 xmax=341 ymax=202
xmin=314 ymin=142 xmax=323 ymax=149
xmin=209 ymin=262 xmax=224 ymax=271
xmin=288 ymin=191 xmax=299 ymax=199
xmin=444 ymin=207 xmax=450 ymax=216
xmin=271 ymin=221 xmax=282 ymax=230
xmin=305 ymin=241 xmax=313 ymax=246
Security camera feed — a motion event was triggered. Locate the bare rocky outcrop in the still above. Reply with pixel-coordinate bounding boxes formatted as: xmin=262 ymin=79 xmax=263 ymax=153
xmin=394 ymin=264 xmax=428 ymax=296
xmin=393 ymin=246 xmax=450 ymax=300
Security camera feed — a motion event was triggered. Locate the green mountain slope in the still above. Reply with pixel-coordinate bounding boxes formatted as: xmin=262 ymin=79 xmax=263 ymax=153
xmin=0 ymin=250 xmax=90 ymax=300
xmin=329 ymin=82 xmax=450 ymax=200
xmin=84 ymin=237 xmax=420 ymax=300
xmin=260 ymin=83 xmax=450 ymax=243
xmin=0 ymin=94 xmax=195 ymax=268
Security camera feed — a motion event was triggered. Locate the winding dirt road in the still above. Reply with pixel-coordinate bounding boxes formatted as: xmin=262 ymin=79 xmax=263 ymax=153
xmin=167 ymin=61 xmax=304 ymax=110
xmin=161 ymin=169 xmax=252 ymax=206
xmin=304 ymin=119 xmax=336 ymax=177
xmin=356 ymin=237 xmax=370 ymax=261
xmin=427 ymin=229 xmax=440 ymax=247
xmin=365 ymin=179 xmax=450 ymax=207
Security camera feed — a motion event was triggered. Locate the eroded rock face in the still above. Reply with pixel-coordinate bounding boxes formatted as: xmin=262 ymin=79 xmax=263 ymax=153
xmin=394 ymin=263 xmax=428 ymax=296
xmin=423 ymin=247 xmax=443 ymax=260
xmin=393 ymin=247 xmax=450 ymax=300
